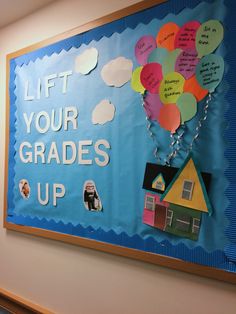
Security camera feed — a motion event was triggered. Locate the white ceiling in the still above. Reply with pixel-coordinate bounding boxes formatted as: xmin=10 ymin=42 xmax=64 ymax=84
xmin=0 ymin=0 xmax=58 ymax=29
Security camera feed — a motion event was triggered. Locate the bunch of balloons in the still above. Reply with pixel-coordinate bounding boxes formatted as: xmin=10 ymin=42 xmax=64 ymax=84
xmin=131 ymin=20 xmax=224 ymax=133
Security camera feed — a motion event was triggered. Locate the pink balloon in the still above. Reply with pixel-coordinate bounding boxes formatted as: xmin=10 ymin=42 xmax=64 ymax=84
xmin=175 ymin=49 xmax=199 ymax=79
xmin=175 ymin=21 xmax=200 ymax=51
xmin=158 ymin=104 xmax=180 ymax=133
xmin=144 ymin=93 xmax=163 ymax=120
xmin=135 ymin=36 xmax=157 ymax=65
xmin=140 ymin=63 xmax=163 ymax=94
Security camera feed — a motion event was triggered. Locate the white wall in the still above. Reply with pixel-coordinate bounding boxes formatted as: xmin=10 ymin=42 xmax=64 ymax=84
xmin=0 ymin=1 xmax=236 ymax=313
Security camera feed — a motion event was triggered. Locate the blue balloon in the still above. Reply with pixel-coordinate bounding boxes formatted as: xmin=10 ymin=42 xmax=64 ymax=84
xmin=196 ymin=54 xmax=224 ymax=93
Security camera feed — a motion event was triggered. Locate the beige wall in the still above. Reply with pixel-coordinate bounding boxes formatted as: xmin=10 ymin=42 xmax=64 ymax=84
xmin=0 ymin=1 xmax=236 ymax=313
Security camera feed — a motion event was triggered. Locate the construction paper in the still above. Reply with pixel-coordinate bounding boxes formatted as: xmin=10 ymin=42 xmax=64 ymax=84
xmin=196 ymin=54 xmax=224 ymax=92
xmin=143 ymin=208 xmax=156 ymax=226
xmin=158 ymin=104 xmax=181 ymax=133
xmin=144 ymin=93 xmax=163 ymax=120
xmin=135 ymin=35 xmax=157 ymax=65
xmin=74 ymin=47 xmax=98 ymax=75
xmin=152 ymin=173 xmax=165 ymax=191
xmin=175 ymin=21 xmax=201 ymax=51
xmin=140 ymin=62 xmax=163 ymax=94
xmin=131 ymin=66 xmax=145 ymax=94
xmin=159 ymin=72 xmax=185 ymax=104
xmin=92 ymin=99 xmax=115 ymax=125
xmin=162 ymin=49 xmax=182 ymax=76
xmin=161 ymin=155 xmax=212 ymax=214
xmin=147 ymin=47 xmax=168 ymax=65
xmin=175 ymin=49 xmax=199 ymax=79
xmin=184 ymin=75 xmax=208 ymax=101
xmin=176 ymin=92 xmax=197 ymax=124
xmin=83 ymin=180 xmax=102 ymax=211
xmin=156 ymin=22 xmax=180 ymax=51
xmin=101 ymin=56 xmax=133 ymax=87
xmin=196 ymin=20 xmax=224 ymax=58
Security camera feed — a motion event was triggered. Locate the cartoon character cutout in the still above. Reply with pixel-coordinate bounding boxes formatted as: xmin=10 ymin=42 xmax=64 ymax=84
xmin=83 ymin=180 xmax=102 ymax=211
xmin=19 ymin=179 xmax=30 ymax=199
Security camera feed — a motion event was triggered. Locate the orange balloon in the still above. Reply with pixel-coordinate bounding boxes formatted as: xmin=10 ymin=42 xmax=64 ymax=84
xmin=156 ymin=22 xmax=180 ymax=51
xmin=158 ymin=104 xmax=180 ymax=134
xmin=184 ymin=75 xmax=208 ymax=102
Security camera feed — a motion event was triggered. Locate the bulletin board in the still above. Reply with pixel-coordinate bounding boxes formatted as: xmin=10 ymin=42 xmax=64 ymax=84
xmin=4 ymin=0 xmax=236 ymax=283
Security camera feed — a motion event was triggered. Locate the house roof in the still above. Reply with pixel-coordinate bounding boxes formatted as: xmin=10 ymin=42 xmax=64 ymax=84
xmin=143 ymin=160 xmax=211 ymax=195
xmin=160 ymin=154 xmax=213 ymax=215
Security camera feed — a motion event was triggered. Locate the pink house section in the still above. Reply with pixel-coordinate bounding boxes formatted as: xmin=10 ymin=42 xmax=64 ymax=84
xmin=143 ymin=192 xmax=169 ymax=231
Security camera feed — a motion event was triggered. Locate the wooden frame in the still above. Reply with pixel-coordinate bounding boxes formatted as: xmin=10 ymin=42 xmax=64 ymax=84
xmin=4 ymin=0 xmax=236 ymax=284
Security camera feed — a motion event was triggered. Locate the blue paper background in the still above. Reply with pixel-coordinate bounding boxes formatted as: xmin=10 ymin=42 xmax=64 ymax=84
xmin=7 ymin=0 xmax=236 ymax=271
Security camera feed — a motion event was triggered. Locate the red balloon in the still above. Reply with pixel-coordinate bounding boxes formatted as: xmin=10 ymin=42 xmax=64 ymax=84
xmin=158 ymin=104 xmax=180 ymax=133
xmin=140 ymin=62 xmax=163 ymax=94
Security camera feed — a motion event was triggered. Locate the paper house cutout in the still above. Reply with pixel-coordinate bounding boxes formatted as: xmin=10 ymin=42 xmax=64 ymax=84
xmin=152 ymin=173 xmax=165 ymax=191
xmin=160 ymin=154 xmax=212 ymax=215
xmin=142 ymin=153 xmax=212 ymax=240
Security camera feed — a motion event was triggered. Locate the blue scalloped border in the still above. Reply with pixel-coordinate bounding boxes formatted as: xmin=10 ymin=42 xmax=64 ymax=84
xmin=7 ymin=0 xmax=236 ymax=272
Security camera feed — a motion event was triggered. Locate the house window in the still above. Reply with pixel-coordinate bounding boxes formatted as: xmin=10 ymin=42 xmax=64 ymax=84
xmin=182 ymin=180 xmax=194 ymax=200
xmin=192 ymin=218 xmax=200 ymax=234
xmin=155 ymin=182 xmax=164 ymax=190
xmin=166 ymin=209 xmax=173 ymax=227
xmin=145 ymin=195 xmax=155 ymax=211
xmin=175 ymin=215 xmax=191 ymax=232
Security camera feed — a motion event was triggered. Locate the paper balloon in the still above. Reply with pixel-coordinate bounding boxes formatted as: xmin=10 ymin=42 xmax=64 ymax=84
xmin=184 ymin=75 xmax=208 ymax=101
xmin=175 ymin=49 xmax=199 ymax=79
xmin=144 ymin=93 xmax=163 ymax=120
xmin=159 ymin=72 xmax=185 ymax=104
xmin=175 ymin=21 xmax=200 ymax=51
xmin=131 ymin=67 xmax=145 ymax=94
xmin=162 ymin=49 xmax=182 ymax=76
xmin=158 ymin=104 xmax=181 ymax=133
xmin=196 ymin=54 xmax=224 ymax=92
xmin=196 ymin=20 xmax=224 ymax=58
xmin=148 ymin=47 xmax=168 ymax=65
xmin=156 ymin=22 xmax=180 ymax=51
xmin=176 ymin=93 xmax=197 ymax=124
xmin=135 ymin=36 xmax=157 ymax=65
xmin=140 ymin=63 xmax=163 ymax=94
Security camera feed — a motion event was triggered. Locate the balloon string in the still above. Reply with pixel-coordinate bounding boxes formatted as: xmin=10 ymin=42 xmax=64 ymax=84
xmin=188 ymin=93 xmax=212 ymax=152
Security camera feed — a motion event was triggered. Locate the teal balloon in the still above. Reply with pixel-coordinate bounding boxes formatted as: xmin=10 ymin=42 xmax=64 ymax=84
xmin=196 ymin=54 xmax=224 ymax=93
xmin=176 ymin=93 xmax=197 ymax=124
xmin=162 ymin=48 xmax=182 ymax=76
xmin=147 ymin=47 xmax=168 ymax=64
xmin=196 ymin=20 xmax=224 ymax=58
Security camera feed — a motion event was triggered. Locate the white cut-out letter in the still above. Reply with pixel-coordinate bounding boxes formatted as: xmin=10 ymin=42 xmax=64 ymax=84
xmin=35 ymin=111 xmax=50 ymax=133
xmin=37 ymin=183 xmax=49 ymax=205
xmin=47 ymin=142 xmax=60 ymax=164
xmin=45 ymin=73 xmax=57 ymax=98
xmin=51 ymin=108 xmax=62 ymax=132
xmin=78 ymin=140 xmax=92 ymax=165
xmin=23 ymin=112 xmax=34 ymax=133
xmin=24 ymin=80 xmax=34 ymax=101
xmin=53 ymin=183 xmax=65 ymax=206
xmin=34 ymin=142 xmax=46 ymax=163
xmin=63 ymin=141 xmax=76 ymax=165
xmin=59 ymin=70 xmax=73 ymax=94
xmin=95 ymin=139 xmax=110 ymax=167
xmin=64 ymin=106 xmax=78 ymax=131
xmin=19 ymin=142 xmax=32 ymax=163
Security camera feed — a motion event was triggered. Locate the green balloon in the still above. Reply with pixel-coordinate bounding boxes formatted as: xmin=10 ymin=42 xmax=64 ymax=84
xmin=162 ymin=49 xmax=182 ymax=76
xmin=176 ymin=93 xmax=197 ymax=124
xmin=196 ymin=20 xmax=224 ymax=58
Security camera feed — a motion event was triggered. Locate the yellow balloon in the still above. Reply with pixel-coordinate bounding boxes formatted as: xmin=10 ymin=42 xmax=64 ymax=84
xmin=159 ymin=72 xmax=185 ymax=104
xmin=131 ymin=66 xmax=145 ymax=94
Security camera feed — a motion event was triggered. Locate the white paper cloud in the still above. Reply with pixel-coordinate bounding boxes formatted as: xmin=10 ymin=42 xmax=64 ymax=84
xmin=92 ymin=99 xmax=115 ymax=125
xmin=101 ymin=57 xmax=133 ymax=87
xmin=75 ymin=47 xmax=98 ymax=75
